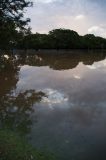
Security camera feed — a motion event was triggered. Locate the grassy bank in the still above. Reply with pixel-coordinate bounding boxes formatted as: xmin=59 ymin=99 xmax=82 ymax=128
xmin=0 ymin=129 xmax=55 ymax=160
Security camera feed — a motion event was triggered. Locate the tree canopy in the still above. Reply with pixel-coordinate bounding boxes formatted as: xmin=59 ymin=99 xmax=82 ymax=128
xmin=0 ymin=0 xmax=32 ymax=49
xmin=0 ymin=1 xmax=106 ymax=50
xmin=17 ymin=28 xmax=106 ymax=50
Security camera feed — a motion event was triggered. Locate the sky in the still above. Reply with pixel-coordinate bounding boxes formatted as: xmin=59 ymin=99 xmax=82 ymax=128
xmin=26 ymin=0 xmax=106 ymax=37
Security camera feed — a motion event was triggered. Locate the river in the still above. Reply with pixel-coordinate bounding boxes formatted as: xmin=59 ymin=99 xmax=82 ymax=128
xmin=0 ymin=50 xmax=106 ymax=159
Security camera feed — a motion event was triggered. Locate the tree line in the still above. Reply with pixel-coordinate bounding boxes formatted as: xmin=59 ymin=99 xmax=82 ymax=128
xmin=0 ymin=0 xmax=106 ymax=50
xmin=1 ymin=27 xmax=106 ymax=50
xmin=17 ymin=29 xmax=106 ymax=50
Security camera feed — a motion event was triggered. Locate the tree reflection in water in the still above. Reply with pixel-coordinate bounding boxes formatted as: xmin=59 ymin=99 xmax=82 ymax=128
xmin=0 ymin=90 xmax=45 ymax=134
xmin=0 ymin=51 xmax=106 ymax=135
xmin=0 ymin=90 xmax=46 ymax=136
xmin=0 ymin=55 xmax=46 ymax=136
xmin=1 ymin=51 xmax=106 ymax=160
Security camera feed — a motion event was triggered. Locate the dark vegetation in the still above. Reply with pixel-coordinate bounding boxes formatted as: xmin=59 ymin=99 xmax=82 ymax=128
xmin=1 ymin=28 xmax=106 ymax=50
xmin=0 ymin=1 xmax=55 ymax=159
xmin=0 ymin=129 xmax=55 ymax=160
xmin=0 ymin=0 xmax=32 ymax=49
xmin=0 ymin=1 xmax=106 ymax=50
xmin=17 ymin=29 xmax=106 ymax=50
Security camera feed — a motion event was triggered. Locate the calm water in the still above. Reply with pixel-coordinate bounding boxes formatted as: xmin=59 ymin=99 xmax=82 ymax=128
xmin=1 ymin=51 xmax=106 ymax=159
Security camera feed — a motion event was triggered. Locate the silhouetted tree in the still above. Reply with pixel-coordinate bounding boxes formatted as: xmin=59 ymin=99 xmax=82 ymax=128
xmin=0 ymin=0 xmax=32 ymax=49
xmin=17 ymin=28 xmax=106 ymax=50
xmin=49 ymin=29 xmax=80 ymax=49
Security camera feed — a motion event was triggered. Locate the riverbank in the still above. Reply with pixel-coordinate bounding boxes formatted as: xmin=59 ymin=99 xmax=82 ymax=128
xmin=0 ymin=129 xmax=55 ymax=160
xmin=0 ymin=49 xmax=106 ymax=56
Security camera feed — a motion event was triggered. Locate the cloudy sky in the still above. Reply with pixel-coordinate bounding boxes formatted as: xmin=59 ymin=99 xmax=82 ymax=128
xmin=26 ymin=0 xmax=106 ymax=37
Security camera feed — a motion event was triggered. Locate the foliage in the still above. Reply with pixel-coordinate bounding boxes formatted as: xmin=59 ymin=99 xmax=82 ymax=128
xmin=0 ymin=1 xmax=106 ymax=49
xmin=0 ymin=129 xmax=55 ymax=160
xmin=0 ymin=0 xmax=32 ymax=49
xmin=17 ymin=28 xmax=106 ymax=50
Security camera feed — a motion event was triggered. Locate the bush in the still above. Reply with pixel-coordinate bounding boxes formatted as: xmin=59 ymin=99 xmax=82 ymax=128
xmin=0 ymin=129 xmax=55 ymax=160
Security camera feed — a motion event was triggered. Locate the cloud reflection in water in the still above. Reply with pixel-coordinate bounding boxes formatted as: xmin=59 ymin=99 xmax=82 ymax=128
xmin=42 ymin=88 xmax=68 ymax=109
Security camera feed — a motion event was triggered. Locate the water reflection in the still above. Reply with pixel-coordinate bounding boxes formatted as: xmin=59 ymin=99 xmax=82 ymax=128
xmin=0 ymin=89 xmax=45 ymax=135
xmin=0 ymin=51 xmax=106 ymax=70
xmin=0 ymin=56 xmax=46 ymax=135
xmin=1 ymin=51 xmax=106 ymax=159
xmin=42 ymin=88 xmax=68 ymax=109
